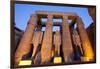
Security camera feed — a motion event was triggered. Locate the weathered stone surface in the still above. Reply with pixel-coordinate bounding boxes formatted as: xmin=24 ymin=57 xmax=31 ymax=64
xmin=54 ymin=31 xmax=61 ymax=55
xmin=15 ymin=14 xmax=37 ymax=65
xmin=41 ymin=14 xmax=53 ymax=64
xmin=72 ymin=30 xmax=81 ymax=46
xmin=72 ymin=30 xmax=83 ymax=60
xmin=32 ymin=31 xmax=43 ymax=58
xmin=77 ymin=17 xmax=94 ymax=61
xmin=86 ymin=23 xmax=95 ymax=53
xmin=87 ymin=8 xmax=96 ymax=54
xmin=62 ymin=15 xmax=74 ymax=63
xmin=32 ymin=31 xmax=43 ymax=64
xmin=14 ymin=11 xmax=95 ymax=65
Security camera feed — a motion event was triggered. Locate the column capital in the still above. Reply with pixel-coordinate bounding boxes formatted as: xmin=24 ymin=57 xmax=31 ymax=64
xmin=47 ymin=14 xmax=53 ymax=25
xmin=63 ymin=15 xmax=68 ymax=19
xmin=47 ymin=14 xmax=53 ymax=20
xmin=62 ymin=15 xmax=68 ymax=24
xmin=77 ymin=16 xmax=84 ymax=26
xmin=28 ymin=14 xmax=37 ymax=26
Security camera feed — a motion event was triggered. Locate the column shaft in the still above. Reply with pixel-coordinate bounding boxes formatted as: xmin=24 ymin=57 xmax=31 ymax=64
xmin=15 ymin=15 xmax=37 ymax=65
xmin=41 ymin=14 xmax=53 ymax=64
xmin=62 ymin=16 xmax=74 ymax=63
xmin=77 ymin=17 xmax=94 ymax=61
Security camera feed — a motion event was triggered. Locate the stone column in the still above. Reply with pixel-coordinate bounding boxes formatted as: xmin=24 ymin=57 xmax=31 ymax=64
xmin=62 ymin=15 xmax=74 ymax=63
xmin=41 ymin=14 xmax=53 ymax=64
xmin=77 ymin=17 xmax=94 ymax=61
xmin=15 ymin=14 xmax=37 ymax=65
xmin=87 ymin=7 xmax=96 ymax=54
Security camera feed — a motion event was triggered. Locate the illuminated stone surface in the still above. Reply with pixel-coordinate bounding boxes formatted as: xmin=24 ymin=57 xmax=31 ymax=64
xmin=62 ymin=15 xmax=74 ymax=63
xmin=77 ymin=17 xmax=94 ymax=61
xmin=41 ymin=14 xmax=53 ymax=64
xmin=15 ymin=11 xmax=95 ymax=65
xmin=15 ymin=14 xmax=37 ymax=65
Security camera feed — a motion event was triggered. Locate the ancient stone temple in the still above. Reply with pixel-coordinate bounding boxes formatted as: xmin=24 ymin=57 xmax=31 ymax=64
xmin=15 ymin=11 xmax=95 ymax=65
